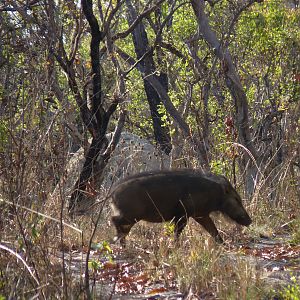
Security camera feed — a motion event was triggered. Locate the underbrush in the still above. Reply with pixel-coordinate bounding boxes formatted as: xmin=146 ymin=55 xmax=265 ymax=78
xmin=124 ymin=219 xmax=267 ymax=299
xmin=1 ymin=174 xmax=299 ymax=299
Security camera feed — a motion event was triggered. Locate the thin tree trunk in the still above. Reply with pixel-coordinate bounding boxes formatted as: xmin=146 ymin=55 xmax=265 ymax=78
xmin=126 ymin=0 xmax=172 ymax=155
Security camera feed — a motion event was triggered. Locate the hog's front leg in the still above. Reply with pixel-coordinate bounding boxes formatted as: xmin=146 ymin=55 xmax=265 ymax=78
xmin=194 ymin=216 xmax=224 ymax=244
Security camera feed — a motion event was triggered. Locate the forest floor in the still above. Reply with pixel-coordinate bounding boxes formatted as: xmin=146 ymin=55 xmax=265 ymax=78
xmin=56 ymin=233 xmax=300 ymax=299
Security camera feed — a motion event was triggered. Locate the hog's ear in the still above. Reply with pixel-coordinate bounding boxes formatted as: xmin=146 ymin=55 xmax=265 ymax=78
xmin=219 ymin=176 xmax=231 ymax=194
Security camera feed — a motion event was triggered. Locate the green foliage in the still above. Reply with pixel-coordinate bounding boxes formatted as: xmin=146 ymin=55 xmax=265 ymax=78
xmin=210 ymin=159 xmax=227 ymax=175
xmin=125 ymin=71 xmax=154 ymax=137
xmin=171 ymin=4 xmax=197 ymax=40
xmin=91 ymin=241 xmax=113 ymax=255
xmin=236 ymin=0 xmax=300 ymax=108
xmin=157 ymin=104 xmax=170 ymax=127
xmin=163 ymin=222 xmax=175 ymax=237
xmin=88 ymin=259 xmax=102 ymax=272
xmin=89 ymin=241 xmax=114 ymax=272
xmin=0 ymin=120 xmax=8 ymax=151
xmin=279 ymin=276 xmax=300 ymax=300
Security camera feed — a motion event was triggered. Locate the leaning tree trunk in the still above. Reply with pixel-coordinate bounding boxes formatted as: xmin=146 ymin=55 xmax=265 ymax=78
xmin=191 ymin=0 xmax=260 ymax=195
xmin=116 ymin=46 xmax=210 ymax=170
xmin=125 ymin=0 xmax=172 ymax=155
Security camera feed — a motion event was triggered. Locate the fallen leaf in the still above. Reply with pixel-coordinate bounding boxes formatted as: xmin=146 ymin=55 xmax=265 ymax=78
xmin=148 ymin=287 xmax=168 ymax=295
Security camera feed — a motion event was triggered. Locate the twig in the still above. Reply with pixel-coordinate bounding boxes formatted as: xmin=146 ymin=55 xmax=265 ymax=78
xmin=0 ymin=244 xmax=40 ymax=286
xmin=0 ymin=198 xmax=82 ymax=234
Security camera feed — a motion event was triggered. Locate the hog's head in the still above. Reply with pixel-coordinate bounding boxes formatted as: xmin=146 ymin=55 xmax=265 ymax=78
xmin=218 ymin=175 xmax=252 ymax=226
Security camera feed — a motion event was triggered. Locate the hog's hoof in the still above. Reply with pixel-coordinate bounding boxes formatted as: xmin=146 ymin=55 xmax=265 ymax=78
xmin=214 ymin=235 xmax=224 ymax=244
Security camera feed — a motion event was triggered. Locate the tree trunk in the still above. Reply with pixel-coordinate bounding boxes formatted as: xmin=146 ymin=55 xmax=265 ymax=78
xmin=126 ymin=0 xmax=172 ymax=155
xmin=68 ymin=0 xmax=120 ymax=214
xmin=191 ymin=0 xmax=257 ymax=158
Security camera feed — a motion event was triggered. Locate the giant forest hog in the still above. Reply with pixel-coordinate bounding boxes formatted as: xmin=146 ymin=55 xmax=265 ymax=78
xmin=110 ymin=169 xmax=252 ymax=245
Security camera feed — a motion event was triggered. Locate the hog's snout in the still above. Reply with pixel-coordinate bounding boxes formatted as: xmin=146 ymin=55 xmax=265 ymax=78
xmin=235 ymin=214 xmax=252 ymax=226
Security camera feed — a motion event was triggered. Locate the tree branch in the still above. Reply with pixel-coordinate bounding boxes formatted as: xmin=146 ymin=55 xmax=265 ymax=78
xmin=52 ymin=50 xmax=98 ymax=137
xmin=112 ymin=0 xmax=166 ymax=41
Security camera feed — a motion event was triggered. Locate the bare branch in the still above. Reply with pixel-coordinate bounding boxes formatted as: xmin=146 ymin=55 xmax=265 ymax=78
xmin=112 ymin=0 xmax=166 ymax=41
xmin=70 ymin=13 xmax=84 ymax=64
xmin=102 ymin=0 xmax=124 ymax=38
xmin=53 ymin=50 xmax=98 ymax=137
xmin=159 ymin=41 xmax=186 ymax=61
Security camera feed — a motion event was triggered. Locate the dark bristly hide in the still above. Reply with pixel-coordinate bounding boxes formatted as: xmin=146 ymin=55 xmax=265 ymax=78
xmin=110 ymin=169 xmax=252 ymax=246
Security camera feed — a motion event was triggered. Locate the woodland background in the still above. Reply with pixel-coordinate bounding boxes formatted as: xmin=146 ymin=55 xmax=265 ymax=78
xmin=0 ymin=0 xmax=299 ymax=299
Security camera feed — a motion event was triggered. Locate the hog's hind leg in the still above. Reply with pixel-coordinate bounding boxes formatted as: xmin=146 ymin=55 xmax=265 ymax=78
xmin=111 ymin=216 xmax=133 ymax=247
xmin=174 ymin=216 xmax=188 ymax=240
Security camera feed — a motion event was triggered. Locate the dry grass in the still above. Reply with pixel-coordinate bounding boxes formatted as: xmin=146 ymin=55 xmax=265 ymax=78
xmin=0 ymin=140 xmax=299 ymax=299
xmin=0 ymin=187 xmax=298 ymax=299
